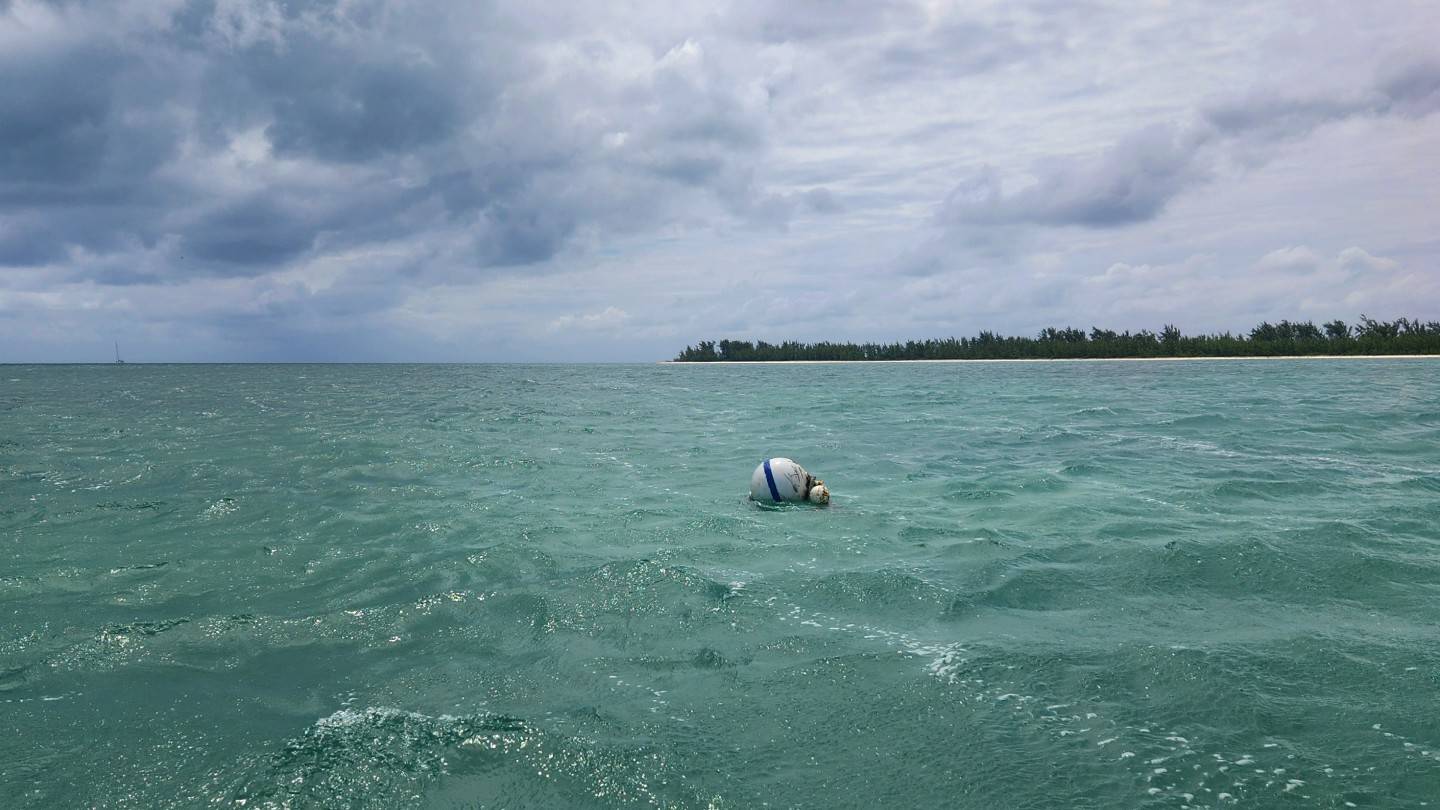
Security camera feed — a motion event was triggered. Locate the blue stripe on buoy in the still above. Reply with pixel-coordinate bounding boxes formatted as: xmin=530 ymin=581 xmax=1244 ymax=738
xmin=762 ymin=458 xmax=782 ymax=502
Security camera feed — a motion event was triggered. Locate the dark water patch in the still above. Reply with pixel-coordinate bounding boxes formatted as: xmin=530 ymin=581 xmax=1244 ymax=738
xmin=100 ymin=618 xmax=191 ymax=638
xmin=1058 ymin=459 xmax=1111 ymax=476
xmin=798 ymin=568 xmax=946 ymax=614
xmin=679 ymin=512 xmax=761 ymax=535
xmin=0 ymin=664 xmax=31 ymax=692
xmin=474 ymin=592 xmax=556 ymax=638
xmin=1140 ymin=537 xmax=1326 ymax=601
xmin=694 ymin=649 xmax=1110 ymax=808
xmin=897 ymin=521 xmax=964 ymax=544
xmin=227 ymin=709 xmax=525 ymax=807
xmin=1016 ymin=473 xmax=1067 ymax=492
xmin=25 ymin=617 xmax=203 ymax=676
xmin=225 ymin=707 xmax=699 ymax=809
xmin=1278 ymin=519 xmax=1384 ymax=547
xmin=94 ymin=499 xmax=168 ymax=512
xmin=569 ymin=559 xmax=731 ymax=603
xmin=614 ymin=506 xmax=674 ymax=531
xmin=108 ymin=560 xmax=170 ymax=574
xmin=927 ymin=640 xmax=1440 ymax=807
xmin=1158 ymin=413 xmax=1230 ymax=429
xmin=1293 ymin=421 xmax=1362 ymax=436
xmin=942 ymin=486 xmax=1015 ymax=501
xmin=927 ymin=537 xmax=1019 ymax=563
xmin=1209 ymin=477 xmax=1334 ymax=501
xmin=0 ymin=573 xmax=36 ymax=593
xmin=690 ymin=646 xmax=736 ymax=669
xmin=1093 ymin=517 xmax=1191 ymax=542
xmin=620 ymin=646 xmax=746 ymax=672
xmin=463 ymin=543 xmax=559 ymax=585
xmin=221 ymin=612 xmax=262 ymax=628
xmin=1311 ymin=548 xmax=1440 ymax=601
xmin=947 ymin=562 xmax=1107 ymax=614
xmin=967 ymin=526 xmax=1031 ymax=544
xmin=1397 ymin=473 xmax=1440 ymax=492
xmin=1360 ymin=514 xmax=1440 ymax=543
xmin=1028 ymin=426 xmax=1095 ymax=445
xmin=750 ymin=632 xmax=837 ymax=659
xmin=545 ymin=559 xmax=736 ymax=641
xmin=1218 ymin=520 xmax=1440 ymax=606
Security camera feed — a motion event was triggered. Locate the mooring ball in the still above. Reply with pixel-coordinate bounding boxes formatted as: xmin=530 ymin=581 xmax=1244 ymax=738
xmin=749 ymin=457 xmax=810 ymax=502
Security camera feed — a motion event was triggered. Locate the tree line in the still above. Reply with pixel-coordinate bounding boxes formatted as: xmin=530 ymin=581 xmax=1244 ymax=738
xmin=674 ymin=316 xmax=1440 ymax=361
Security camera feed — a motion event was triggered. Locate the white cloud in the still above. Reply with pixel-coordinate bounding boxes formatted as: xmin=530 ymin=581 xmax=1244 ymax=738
xmin=548 ymin=306 xmax=631 ymax=333
xmin=1336 ymin=246 xmax=1400 ymax=275
xmin=1255 ymin=246 xmax=1323 ymax=274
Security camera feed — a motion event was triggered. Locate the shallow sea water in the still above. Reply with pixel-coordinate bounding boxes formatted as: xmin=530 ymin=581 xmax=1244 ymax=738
xmin=3 ymin=360 xmax=1439 ymax=808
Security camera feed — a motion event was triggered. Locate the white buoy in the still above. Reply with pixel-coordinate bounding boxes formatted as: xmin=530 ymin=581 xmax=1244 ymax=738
xmin=750 ymin=458 xmax=830 ymax=504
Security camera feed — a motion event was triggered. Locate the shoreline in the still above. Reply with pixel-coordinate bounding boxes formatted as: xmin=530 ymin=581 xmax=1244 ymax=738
xmin=661 ymin=355 xmax=1439 ymax=364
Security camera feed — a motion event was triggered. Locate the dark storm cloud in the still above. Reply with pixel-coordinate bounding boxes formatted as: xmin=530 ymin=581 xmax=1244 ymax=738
xmin=474 ymin=203 xmax=581 ymax=267
xmin=0 ymin=0 xmax=783 ymax=279
xmin=941 ymin=61 xmax=1440 ymax=230
xmin=940 ymin=124 xmax=1206 ymax=228
xmin=1379 ymin=60 xmax=1440 ymax=115
xmin=246 ymin=47 xmax=466 ymax=163
xmin=0 ymin=12 xmax=190 ymax=264
xmin=1203 ymin=60 xmax=1440 ymax=139
xmin=190 ymin=4 xmax=491 ymax=164
xmin=0 ymin=205 xmax=157 ymax=268
xmin=0 ymin=41 xmax=118 ymax=185
xmin=181 ymin=195 xmax=324 ymax=266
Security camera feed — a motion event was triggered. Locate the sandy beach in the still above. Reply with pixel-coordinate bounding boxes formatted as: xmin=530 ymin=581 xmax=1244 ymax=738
xmin=661 ymin=355 xmax=1438 ymax=364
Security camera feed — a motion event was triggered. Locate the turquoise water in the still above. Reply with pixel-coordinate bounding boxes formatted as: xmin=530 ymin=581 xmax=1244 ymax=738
xmin=3 ymin=360 xmax=1439 ymax=808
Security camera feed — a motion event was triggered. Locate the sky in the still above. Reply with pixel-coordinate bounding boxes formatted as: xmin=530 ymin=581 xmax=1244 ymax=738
xmin=2 ymin=0 xmax=1438 ymax=362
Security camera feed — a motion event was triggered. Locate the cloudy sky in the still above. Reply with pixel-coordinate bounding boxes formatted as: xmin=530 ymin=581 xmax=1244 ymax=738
xmin=2 ymin=0 xmax=1438 ymax=361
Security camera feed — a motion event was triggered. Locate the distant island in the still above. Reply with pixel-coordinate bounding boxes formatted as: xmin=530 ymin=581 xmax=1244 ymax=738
xmin=675 ymin=316 xmax=1440 ymax=361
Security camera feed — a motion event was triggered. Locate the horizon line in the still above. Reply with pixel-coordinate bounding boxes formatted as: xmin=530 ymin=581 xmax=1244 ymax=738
xmin=5 ymin=354 xmax=1440 ymax=367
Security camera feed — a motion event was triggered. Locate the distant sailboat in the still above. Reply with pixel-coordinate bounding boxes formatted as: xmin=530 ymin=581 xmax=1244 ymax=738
xmin=114 ymin=341 xmax=125 ymax=364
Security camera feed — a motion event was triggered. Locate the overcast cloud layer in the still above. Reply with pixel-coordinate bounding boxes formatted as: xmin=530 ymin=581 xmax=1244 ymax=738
xmin=2 ymin=0 xmax=1438 ymax=361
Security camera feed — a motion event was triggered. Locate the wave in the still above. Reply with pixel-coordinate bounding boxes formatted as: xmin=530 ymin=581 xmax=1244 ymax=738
xmin=225 ymin=707 xmax=689 ymax=808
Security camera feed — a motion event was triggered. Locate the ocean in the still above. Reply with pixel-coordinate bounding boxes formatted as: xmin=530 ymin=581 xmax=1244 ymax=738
xmin=3 ymin=360 xmax=1438 ymax=808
